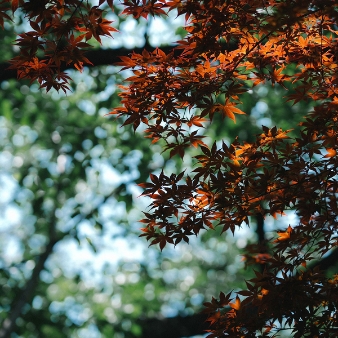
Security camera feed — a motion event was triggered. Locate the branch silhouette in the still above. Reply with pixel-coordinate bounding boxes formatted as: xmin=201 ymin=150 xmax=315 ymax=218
xmin=0 ymin=45 xmax=177 ymax=83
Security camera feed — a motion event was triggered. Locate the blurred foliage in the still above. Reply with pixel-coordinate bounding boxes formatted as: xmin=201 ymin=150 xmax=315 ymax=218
xmin=0 ymin=69 xmax=252 ymax=337
xmin=0 ymin=7 xmax=318 ymax=338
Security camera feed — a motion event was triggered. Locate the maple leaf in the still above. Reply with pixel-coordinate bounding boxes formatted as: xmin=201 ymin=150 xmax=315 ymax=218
xmin=221 ymin=100 xmax=245 ymax=122
xmin=4 ymin=1 xmax=338 ymax=336
xmin=187 ymin=116 xmax=208 ymax=127
xmin=0 ymin=8 xmax=13 ymax=27
xmin=206 ymin=310 xmax=221 ymax=325
xmin=229 ymin=296 xmax=241 ymax=310
xmin=270 ymin=67 xmax=286 ymax=86
xmin=274 ymin=225 xmax=292 ymax=242
xmin=11 ymin=0 xmax=18 ymax=13
xmin=286 ymin=88 xmax=307 ymax=105
xmin=323 ymin=148 xmax=336 ymax=158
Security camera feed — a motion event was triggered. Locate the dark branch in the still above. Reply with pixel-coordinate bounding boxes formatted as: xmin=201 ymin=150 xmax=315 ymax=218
xmin=0 ymin=45 xmax=177 ymax=83
xmin=255 ymin=213 xmax=265 ymax=244
xmin=310 ymin=247 xmax=338 ymax=271
xmin=138 ymin=312 xmax=209 ymax=338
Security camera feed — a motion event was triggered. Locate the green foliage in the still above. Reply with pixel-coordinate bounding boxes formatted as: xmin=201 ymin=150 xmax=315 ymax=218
xmin=0 ymin=59 xmax=254 ymax=338
xmin=1 ymin=1 xmax=334 ymax=337
xmin=0 ymin=47 xmax=318 ymax=338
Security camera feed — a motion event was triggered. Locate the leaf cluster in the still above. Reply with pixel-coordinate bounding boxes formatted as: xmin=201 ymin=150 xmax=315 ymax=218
xmin=3 ymin=0 xmax=338 ymax=336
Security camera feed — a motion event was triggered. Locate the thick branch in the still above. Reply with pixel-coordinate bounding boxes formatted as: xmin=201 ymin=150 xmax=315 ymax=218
xmin=0 ymin=45 xmax=176 ymax=83
xmin=255 ymin=213 xmax=265 ymax=244
xmin=252 ymin=213 xmax=267 ymax=272
xmin=138 ymin=312 xmax=209 ymax=338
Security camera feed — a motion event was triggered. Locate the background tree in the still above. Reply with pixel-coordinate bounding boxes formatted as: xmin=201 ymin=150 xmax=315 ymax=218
xmin=0 ymin=66 xmax=254 ymax=337
xmin=2 ymin=0 xmax=338 ymax=337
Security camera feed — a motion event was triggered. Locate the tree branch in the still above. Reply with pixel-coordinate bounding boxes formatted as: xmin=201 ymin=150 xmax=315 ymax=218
xmin=255 ymin=213 xmax=265 ymax=244
xmin=309 ymin=247 xmax=338 ymax=271
xmin=0 ymin=184 xmax=127 ymax=337
xmin=0 ymin=45 xmax=177 ymax=83
xmin=138 ymin=312 xmax=209 ymax=338
xmin=0 ymin=238 xmax=59 ymax=338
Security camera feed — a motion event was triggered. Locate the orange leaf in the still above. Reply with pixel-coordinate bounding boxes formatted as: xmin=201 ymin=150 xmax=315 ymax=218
xmin=324 ymin=148 xmax=336 ymax=158
xmin=222 ymin=101 xmax=245 ymax=123
xmin=274 ymin=225 xmax=292 ymax=242
xmin=187 ymin=116 xmax=208 ymax=127
xmin=229 ymin=296 xmax=241 ymax=310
